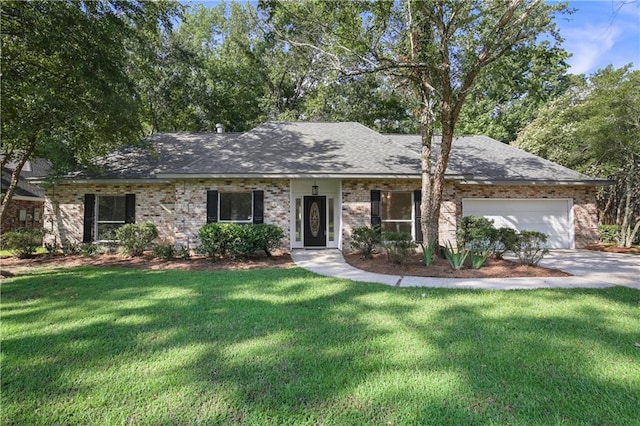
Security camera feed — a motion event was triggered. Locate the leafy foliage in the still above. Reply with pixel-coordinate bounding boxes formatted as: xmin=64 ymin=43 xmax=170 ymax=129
xmin=515 ymin=66 xmax=640 ymax=247
xmin=0 ymin=228 xmax=45 ymax=259
xmin=468 ymin=247 xmax=491 ymax=269
xmin=381 ymin=232 xmax=416 ymax=265
xmin=512 ymin=231 xmax=549 ymax=266
xmin=442 ymin=243 xmax=468 ymax=271
xmin=197 ymin=223 xmax=285 ymax=260
xmin=419 ymin=239 xmax=436 ymax=267
xmin=494 ymin=227 xmax=519 ymax=260
xmin=456 ymin=216 xmax=499 ymax=250
xmin=115 ymin=223 xmax=159 ymax=257
xmin=350 ymin=226 xmax=382 ymax=258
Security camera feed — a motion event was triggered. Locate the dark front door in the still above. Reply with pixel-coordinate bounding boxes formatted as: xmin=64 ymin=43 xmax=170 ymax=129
xmin=304 ymin=196 xmax=326 ymax=247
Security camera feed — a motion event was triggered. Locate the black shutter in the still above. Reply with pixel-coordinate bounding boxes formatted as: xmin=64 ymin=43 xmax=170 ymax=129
xmin=252 ymin=190 xmax=264 ymax=224
xmin=414 ymin=190 xmax=423 ymax=242
xmin=370 ymin=190 xmax=381 ymax=230
xmin=206 ymin=190 xmax=218 ymax=223
xmin=83 ymin=194 xmax=95 ymax=243
xmin=125 ymin=193 xmax=136 ymax=224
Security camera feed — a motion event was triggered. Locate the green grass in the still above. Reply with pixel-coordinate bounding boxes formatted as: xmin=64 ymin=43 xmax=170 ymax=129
xmin=1 ymin=266 xmax=639 ymax=425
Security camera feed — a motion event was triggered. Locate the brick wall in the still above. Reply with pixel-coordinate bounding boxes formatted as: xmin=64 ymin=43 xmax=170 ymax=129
xmin=1 ymin=199 xmax=44 ymax=233
xmin=44 ymin=179 xmax=290 ymax=250
xmin=43 ymin=183 xmax=175 ymax=247
xmin=173 ymin=178 xmax=290 ymax=249
xmin=341 ymin=179 xmax=600 ymax=251
xmin=449 ymin=183 xmax=599 ymax=248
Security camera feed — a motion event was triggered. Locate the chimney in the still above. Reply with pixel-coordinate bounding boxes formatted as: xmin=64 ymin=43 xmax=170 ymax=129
xmin=215 ymin=123 xmax=224 ymax=133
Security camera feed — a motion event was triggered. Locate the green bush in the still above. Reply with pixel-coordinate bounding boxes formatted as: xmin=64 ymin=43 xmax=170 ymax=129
xmin=381 ymin=232 xmax=415 ymax=264
xmin=598 ymin=225 xmax=619 ymax=244
xmin=442 ymin=242 xmax=468 ymax=270
xmin=457 ymin=216 xmax=498 ymax=250
xmin=177 ymin=245 xmax=191 ymax=260
xmin=494 ymin=227 xmax=519 ymax=259
xmin=153 ymin=242 xmax=175 ymax=261
xmin=197 ymin=223 xmax=285 ymax=260
xmin=0 ymin=228 xmax=45 ymax=259
xmin=252 ymin=224 xmax=285 ymax=257
xmin=115 ymin=222 xmax=158 ymax=256
xmin=80 ymin=243 xmax=99 ymax=257
xmin=350 ymin=226 xmax=381 ymax=258
xmin=512 ymin=231 xmax=549 ymax=266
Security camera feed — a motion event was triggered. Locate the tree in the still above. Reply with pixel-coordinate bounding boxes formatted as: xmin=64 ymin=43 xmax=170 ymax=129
xmin=515 ymin=65 xmax=640 ymax=247
xmin=0 ymin=0 xmax=178 ymax=223
xmin=261 ymin=0 xmax=568 ymax=245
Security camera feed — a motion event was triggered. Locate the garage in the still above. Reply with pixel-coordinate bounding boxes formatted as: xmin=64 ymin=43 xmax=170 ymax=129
xmin=462 ymin=199 xmax=573 ymax=249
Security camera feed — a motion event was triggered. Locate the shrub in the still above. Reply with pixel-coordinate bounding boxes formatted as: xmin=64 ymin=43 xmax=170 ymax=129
xmin=0 ymin=228 xmax=45 ymax=259
xmin=420 ymin=239 xmax=436 ymax=266
xmin=457 ymin=216 xmax=498 ymax=250
xmin=494 ymin=227 xmax=519 ymax=259
xmin=153 ymin=242 xmax=175 ymax=261
xmin=381 ymin=232 xmax=415 ymax=264
xmin=177 ymin=245 xmax=191 ymax=260
xmin=80 ymin=243 xmax=99 ymax=257
xmin=115 ymin=222 xmax=158 ymax=257
xmin=252 ymin=224 xmax=285 ymax=257
xmin=197 ymin=223 xmax=285 ymax=260
xmin=442 ymin=242 xmax=468 ymax=270
xmin=512 ymin=231 xmax=549 ymax=266
xmin=62 ymin=242 xmax=81 ymax=256
xmin=350 ymin=226 xmax=381 ymax=258
xmin=598 ymin=225 xmax=619 ymax=244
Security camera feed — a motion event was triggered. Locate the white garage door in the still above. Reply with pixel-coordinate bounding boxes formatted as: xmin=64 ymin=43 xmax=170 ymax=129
xmin=462 ymin=199 xmax=573 ymax=249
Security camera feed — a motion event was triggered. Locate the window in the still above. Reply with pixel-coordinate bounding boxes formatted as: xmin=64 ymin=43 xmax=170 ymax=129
xmin=381 ymin=191 xmax=412 ymax=234
xmin=219 ymin=192 xmax=252 ymax=222
xmin=96 ymin=195 xmax=126 ymax=240
xmin=295 ymin=198 xmax=302 ymax=242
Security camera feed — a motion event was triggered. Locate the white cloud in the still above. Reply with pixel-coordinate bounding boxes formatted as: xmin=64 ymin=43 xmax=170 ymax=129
xmin=563 ymin=24 xmax=621 ymax=74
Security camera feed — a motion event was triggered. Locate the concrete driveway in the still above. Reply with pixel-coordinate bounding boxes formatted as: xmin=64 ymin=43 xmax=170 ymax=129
xmin=538 ymin=250 xmax=639 ymax=288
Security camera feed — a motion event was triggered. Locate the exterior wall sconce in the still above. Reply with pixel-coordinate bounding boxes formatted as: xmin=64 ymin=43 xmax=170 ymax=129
xmin=312 ymin=183 xmax=319 ymax=195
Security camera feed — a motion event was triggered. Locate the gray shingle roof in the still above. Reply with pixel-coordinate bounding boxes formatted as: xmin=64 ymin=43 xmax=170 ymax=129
xmin=55 ymin=121 xmax=606 ymax=184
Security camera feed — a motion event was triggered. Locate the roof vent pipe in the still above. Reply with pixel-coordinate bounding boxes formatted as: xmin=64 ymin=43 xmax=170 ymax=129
xmin=215 ymin=123 xmax=224 ymax=133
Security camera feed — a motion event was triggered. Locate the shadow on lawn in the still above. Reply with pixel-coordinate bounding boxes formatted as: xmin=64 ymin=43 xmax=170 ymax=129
xmin=1 ymin=267 xmax=639 ymax=424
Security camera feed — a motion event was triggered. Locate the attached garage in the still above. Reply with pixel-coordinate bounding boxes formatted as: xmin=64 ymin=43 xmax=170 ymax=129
xmin=462 ymin=198 xmax=574 ymax=249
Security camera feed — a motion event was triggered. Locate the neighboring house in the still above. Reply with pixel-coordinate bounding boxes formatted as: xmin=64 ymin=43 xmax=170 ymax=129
xmin=32 ymin=122 xmax=609 ymax=251
xmin=1 ymin=160 xmax=50 ymax=233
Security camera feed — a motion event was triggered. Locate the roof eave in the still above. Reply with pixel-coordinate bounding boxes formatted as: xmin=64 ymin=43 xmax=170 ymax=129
xmin=458 ymin=178 xmax=615 ymax=186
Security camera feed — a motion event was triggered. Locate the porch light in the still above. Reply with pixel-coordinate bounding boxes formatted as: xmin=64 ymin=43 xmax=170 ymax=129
xmin=312 ymin=183 xmax=319 ymax=195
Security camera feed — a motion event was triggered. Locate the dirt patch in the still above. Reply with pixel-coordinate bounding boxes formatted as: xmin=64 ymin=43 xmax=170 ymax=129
xmin=585 ymin=244 xmax=640 ymax=254
xmin=1 ymin=251 xmax=294 ymax=277
xmin=344 ymin=252 xmax=571 ymax=278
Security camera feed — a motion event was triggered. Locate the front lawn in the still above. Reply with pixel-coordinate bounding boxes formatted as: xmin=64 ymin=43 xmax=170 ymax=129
xmin=1 ymin=267 xmax=638 ymax=425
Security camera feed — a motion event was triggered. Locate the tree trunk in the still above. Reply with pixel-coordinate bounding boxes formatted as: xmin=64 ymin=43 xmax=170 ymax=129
xmin=0 ymin=139 xmax=36 ymax=225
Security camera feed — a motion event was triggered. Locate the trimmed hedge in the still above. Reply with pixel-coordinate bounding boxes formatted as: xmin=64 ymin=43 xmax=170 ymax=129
xmin=197 ymin=223 xmax=284 ymax=260
xmin=115 ymin=222 xmax=158 ymax=256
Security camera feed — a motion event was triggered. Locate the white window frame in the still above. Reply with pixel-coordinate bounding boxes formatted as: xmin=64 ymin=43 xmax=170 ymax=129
xmin=218 ymin=192 xmax=253 ymax=223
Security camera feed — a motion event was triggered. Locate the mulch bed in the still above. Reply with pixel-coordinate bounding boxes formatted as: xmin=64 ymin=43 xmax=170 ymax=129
xmin=344 ymin=252 xmax=571 ymax=278
xmin=585 ymin=244 xmax=640 ymax=254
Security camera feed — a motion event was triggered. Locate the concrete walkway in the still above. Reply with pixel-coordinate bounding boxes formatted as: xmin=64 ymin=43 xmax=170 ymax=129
xmin=291 ymin=249 xmax=640 ymax=290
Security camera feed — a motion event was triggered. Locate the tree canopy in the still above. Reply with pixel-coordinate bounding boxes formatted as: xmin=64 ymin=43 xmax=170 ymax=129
xmin=1 ymin=0 xmax=178 ymax=222
xmin=515 ymin=65 xmax=640 ymax=246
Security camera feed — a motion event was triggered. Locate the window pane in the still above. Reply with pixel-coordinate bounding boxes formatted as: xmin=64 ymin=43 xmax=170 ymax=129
xmin=328 ymin=198 xmax=335 ymax=242
xmin=220 ymin=192 xmax=252 ymax=221
xmin=381 ymin=192 xmax=412 ymax=220
xmin=381 ymin=222 xmax=412 ymax=235
xmin=295 ymin=198 xmax=301 ymax=242
xmin=98 ymin=195 xmax=126 ymax=222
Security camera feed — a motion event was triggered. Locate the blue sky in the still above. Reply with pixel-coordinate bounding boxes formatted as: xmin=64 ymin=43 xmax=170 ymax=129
xmin=552 ymin=1 xmax=640 ymax=74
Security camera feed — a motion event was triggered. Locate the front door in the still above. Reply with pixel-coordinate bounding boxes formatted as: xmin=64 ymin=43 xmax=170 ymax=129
xmin=303 ymin=196 xmax=326 ymax=247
